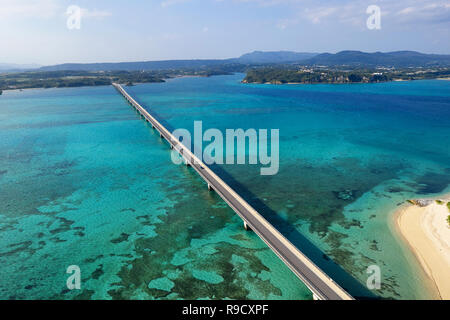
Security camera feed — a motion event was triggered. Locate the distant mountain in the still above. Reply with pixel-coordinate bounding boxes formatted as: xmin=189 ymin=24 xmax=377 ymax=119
xmin=38 ymin=51 xmax=319 ymax=72
xmin=303 ymin=51 xmax=450 ymax=67
xmin=234 ymin=51 xmax=318 ymax=64
xmin=38 ymin=59 xmax=231 ymax=72
xmin=33 ymin=50 xmax=450 ymax=72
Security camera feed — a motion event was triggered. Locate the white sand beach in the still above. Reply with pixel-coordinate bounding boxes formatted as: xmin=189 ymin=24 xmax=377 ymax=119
xmin=395 ymin=196 xmax=450 ymax=299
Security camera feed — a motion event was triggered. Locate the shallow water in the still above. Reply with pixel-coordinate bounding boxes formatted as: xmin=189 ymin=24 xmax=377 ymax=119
xmin=0 ymin=75 xmax=449 ymax=299
xmin=126 ymin=75 xmax=450 ymax=299
xmin=0 ymin=85 xmax=311 ymax=300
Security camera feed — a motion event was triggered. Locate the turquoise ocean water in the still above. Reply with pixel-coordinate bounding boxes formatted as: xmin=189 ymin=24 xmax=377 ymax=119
xmin=0 ymin=74 xmax=449 ymax=299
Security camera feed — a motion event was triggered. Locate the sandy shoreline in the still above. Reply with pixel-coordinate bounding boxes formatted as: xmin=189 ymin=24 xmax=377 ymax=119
xmin=394 ymin=196 xmax=450 ymax=299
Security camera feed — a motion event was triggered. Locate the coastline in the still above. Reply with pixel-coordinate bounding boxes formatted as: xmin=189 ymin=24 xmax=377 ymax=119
xmin=394 ymin=196 xmax=450 ymax=299
xmin=0 ymin=74 xmax=227 ymax=93
xmin=242 ymin=77 xmax=449 ymax=85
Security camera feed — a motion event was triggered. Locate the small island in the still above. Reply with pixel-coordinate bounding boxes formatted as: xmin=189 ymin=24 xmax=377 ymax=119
xmin=0 ymin=68 xmax=235 ymax=92
xmin=242 ymin=67 xmax=450 ymax=84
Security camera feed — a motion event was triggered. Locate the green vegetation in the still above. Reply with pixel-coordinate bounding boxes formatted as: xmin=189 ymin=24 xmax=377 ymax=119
xmin=304 ymin=50 xmax=450 ymax=68
xmin=447 ymin=202 xmax=450 ymax=212
xmin=243 ymin=67 xmax=450 ymax=84
xmin=436 ymin=200 xmax=444 ymax=205
xmin=0 ymin=70 xmax=160 ymax=91
xmin=2 ymin=63 xmax=449 ymax=91
xmin=0 ymin=67 xmax=237 ymax=91
xmin=35 ymin=51 xmax=450 ymax=71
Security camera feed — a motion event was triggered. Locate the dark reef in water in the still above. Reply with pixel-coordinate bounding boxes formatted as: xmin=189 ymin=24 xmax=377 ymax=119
xmin=415 ymin=171 xmax=450 ymax=194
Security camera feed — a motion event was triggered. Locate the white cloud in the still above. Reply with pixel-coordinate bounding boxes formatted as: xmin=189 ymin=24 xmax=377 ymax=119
xmin=276 ymin=3 xmax=365 ymax=29
xmin=394 ymin=1 xmax=450 ymax=24
xmin=80 ymin=8 xmax=112 ymax=19
xmin=0 ymin=1 xmax=112 ymax=21
xmin=398 ymin=7 xmax=415 ymax=15
xmin=161 ymin=0 xmax=190 ymax=7
xmin=0 ymin=0 xmax=60 ymax=19
xmin=273 ymin=0 xmax=450 ymax=30
xmin=304 ymin=7 xmax=337 ymax=24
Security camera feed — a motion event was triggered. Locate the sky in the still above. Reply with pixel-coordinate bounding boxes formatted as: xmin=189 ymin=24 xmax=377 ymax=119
xmin=0 ymin=0 xmax=449 ymax=65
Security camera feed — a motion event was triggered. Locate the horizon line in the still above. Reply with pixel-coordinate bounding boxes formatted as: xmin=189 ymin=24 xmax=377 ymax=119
xmin=5 ymin=49 xmax=450 ymax=68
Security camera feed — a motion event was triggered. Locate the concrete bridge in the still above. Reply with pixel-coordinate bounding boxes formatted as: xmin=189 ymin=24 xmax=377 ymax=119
xmin=112 ymin=83 xmax=354 ymax=301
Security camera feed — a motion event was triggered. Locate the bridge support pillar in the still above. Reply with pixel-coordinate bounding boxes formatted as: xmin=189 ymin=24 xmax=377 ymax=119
xmin=208 ymin=184 xmax=212 ymax=191
xmin=244 ymin=221 xmax=251 ymax=231
xmin=170 ymin=144 xmax=174 ymax=150
xmin=312 ymin=293 xmax=320 ymax=301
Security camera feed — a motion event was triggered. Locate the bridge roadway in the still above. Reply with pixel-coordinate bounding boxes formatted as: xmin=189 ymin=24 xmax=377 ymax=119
xmin=112 ymin=83 xmax=354 ymax=301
